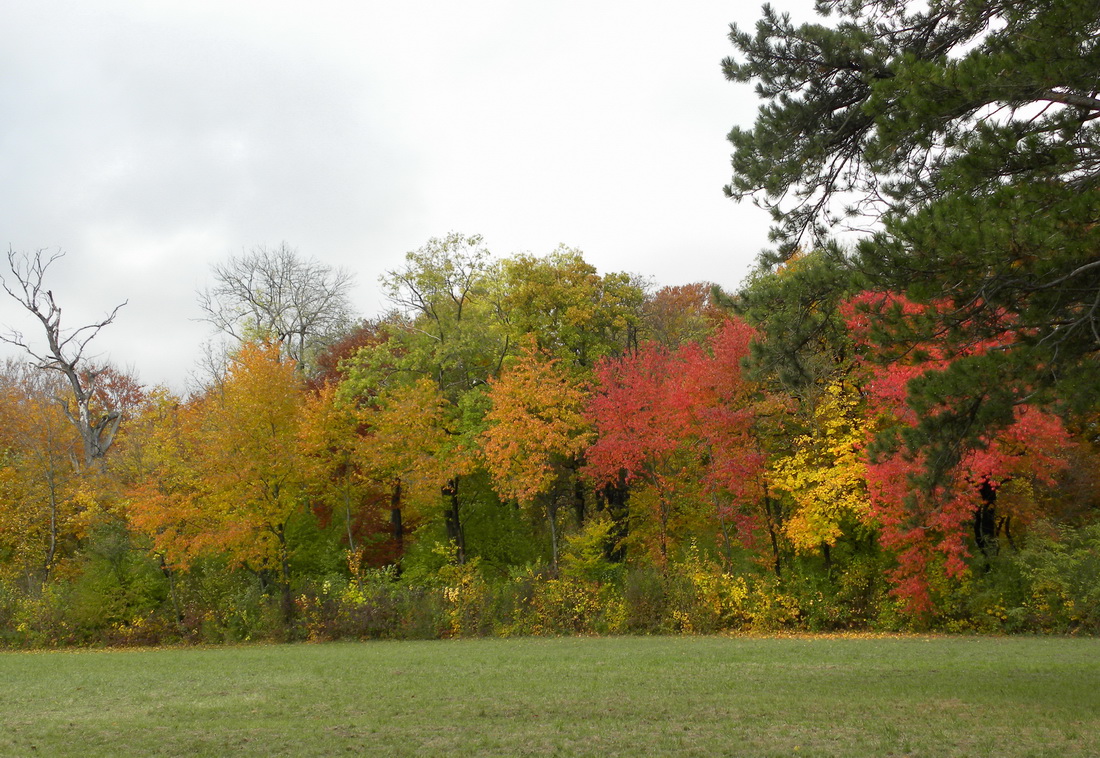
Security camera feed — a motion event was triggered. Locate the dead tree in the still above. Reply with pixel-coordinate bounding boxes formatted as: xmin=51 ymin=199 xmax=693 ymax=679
xmin=1 ymin=248 xmax=127 ymax=471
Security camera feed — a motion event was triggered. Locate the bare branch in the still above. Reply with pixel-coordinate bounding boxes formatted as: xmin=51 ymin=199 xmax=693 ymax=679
xmin=1 ymin=247 xmax=128 ymax=470
xmin=197 ymin=242 xmax=356 ymax=374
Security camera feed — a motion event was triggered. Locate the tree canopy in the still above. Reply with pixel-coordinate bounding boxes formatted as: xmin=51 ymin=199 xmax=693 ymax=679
xmin=0 ymin=237 xmax=1097 ymax=640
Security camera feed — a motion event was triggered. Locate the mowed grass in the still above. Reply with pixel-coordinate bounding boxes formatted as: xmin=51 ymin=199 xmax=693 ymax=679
xmin=1 ymin=636 xmax=1097 ymax=757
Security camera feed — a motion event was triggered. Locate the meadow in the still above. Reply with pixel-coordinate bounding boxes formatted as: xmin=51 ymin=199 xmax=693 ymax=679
xmin=1 ymin=635 xmax=1096 ymax=757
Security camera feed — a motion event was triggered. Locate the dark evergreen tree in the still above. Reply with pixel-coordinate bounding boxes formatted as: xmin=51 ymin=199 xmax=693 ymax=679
xmin=725 ymin=0 xmax=1100 ymax=480
xmin=722 ymin=245 xmax=860 ymax=396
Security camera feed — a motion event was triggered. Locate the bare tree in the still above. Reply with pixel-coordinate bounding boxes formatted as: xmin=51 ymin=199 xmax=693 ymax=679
xmin=0 ymin=248 xmax=127 ymax=471
xmin=198 ymin=243 xmax=356 ymax=373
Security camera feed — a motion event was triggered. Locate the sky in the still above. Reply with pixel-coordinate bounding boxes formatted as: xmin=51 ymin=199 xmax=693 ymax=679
xmin=1 ymin=0 xmax=818 ymax=391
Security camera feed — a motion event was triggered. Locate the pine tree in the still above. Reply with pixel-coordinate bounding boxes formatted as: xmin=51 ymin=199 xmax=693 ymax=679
xmin=725 ymin=0 xmax=1100 ymax=476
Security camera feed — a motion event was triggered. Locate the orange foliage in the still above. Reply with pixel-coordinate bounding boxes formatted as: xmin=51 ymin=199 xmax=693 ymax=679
xmin=481 ymin=337 xmax=592 ymax=504
xmin=127 ymin=342 xmax=307 ymax=577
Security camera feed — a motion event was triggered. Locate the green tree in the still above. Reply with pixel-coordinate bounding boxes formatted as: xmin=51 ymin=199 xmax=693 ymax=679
xmin=725 ymin=0 xmax=1100 ymax=478
xmin=342 ymin=233 xmax=508 ymax=564
xmin=499 ymin=248 xmax=647 ymax=369
xmin=728 ymin=248 xmax=860 ymax=396
xmin=368 ymin=232 xmax=508 ymax=395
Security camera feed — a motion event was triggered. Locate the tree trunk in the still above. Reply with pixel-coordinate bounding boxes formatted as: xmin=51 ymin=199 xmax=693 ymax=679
xmin=572 ymin=474 xmax=586 ymax=527
xmin=547 ymin=497 xmax=559 ymax=574
xmin=390 ymin=479 xmax=404 ymax=557
xmin=1000 ymin=513 xmax=1016 ymax=551
xmin=44 ymin=470 xmax=58 ymax=580
xmin=600 ymin=475 xmax=630 ymax=563
xmin=974 ymin=480 xmax=999 ymax=564
xmin=762 ymin=490 xmax=782 ymax=578
xmin=443 ymin=477 xmax=465 ymax=564
xmin=343 ymin=468 xmax=356 ymax=553
xmin=655 ymin=482 xmax=670 ymax=566
xmin=276 ymin=524 xmax=294 ymax=623
xmin=158 ymin=554 xmax=185 ymax=632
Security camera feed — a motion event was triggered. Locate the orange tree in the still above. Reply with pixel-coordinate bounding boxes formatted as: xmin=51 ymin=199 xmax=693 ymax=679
xmin=481 ymin=337 xmax=592 ymax=568
xmin=127 ymin=341 xmax=310 ymax=617
xmin=0 ymin=365 xmax=81 ymax=582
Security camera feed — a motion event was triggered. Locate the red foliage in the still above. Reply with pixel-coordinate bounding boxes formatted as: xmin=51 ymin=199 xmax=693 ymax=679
xmin=309 ymin=319 xmax=392 ymax=389
xmin=585 ymin=318 xmax=765 ymax=537
xmin=843 ymin=291 xmax=1073 ymax=614
xmin=677 ymin=319 xmax=763 ymax=506
xmin=585 ymin=341 xmax=686 ymax=488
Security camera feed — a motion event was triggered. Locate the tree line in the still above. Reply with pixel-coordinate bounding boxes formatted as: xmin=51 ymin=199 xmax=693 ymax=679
xmin=0 ymin=233 xmax=1094 ymax=644
xmin=1 ymin=0 xmax=1097 ymax=644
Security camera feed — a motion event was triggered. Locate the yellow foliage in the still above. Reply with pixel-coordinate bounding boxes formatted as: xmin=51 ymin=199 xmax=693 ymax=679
xmin=126 ymin=341 xmax=307 ymax=575
xmin=771 ymin=380 xmax=872 ymax=553
xmin=359 ymin=377 xmax=472 ymax=518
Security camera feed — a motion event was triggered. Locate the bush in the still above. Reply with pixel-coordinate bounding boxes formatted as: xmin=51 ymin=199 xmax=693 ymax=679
xmin=622 ymin=567 xmax=669 ymax=633
xmin=1016 ymin=522 xmax=1100 ymax=633
xmin=666 ymin=542 xmax=751 ymax=633
xmin=782 ymin=555 xmax=886 ymax=631
xmin=496 ymin=566 xmax=626 ymax=636
xmin=745 ymin=574 xmax=801 ymax=631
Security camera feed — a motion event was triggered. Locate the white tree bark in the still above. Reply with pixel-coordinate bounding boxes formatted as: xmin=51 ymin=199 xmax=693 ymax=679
xmin=1 ymin=248 xmax=126 ymax=471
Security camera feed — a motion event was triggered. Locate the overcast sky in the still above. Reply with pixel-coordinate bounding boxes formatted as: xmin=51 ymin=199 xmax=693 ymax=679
xmin=2 ymin=0 xmax=817 ymax=390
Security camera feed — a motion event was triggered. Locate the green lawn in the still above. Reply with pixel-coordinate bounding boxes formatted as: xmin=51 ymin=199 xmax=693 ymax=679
xmin=1 ymin=635 xmax=1097 ymax=757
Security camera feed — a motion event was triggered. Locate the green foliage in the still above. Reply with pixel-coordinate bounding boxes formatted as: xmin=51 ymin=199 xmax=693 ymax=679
xmin=730 ymin=246 xmax=860 ymax=394
xmin=284 ymin=507 xmax=347 ymax=580
xmin=173 ymin=561 xmax=284 ymax=644
xmin=62 ymin=523 xmax=170 ymax=644
xmin=499 ymin=248 xmax=647 ymax=369
xmin=496 ymin=566 xmax=626 ymax=637
xmin=664 ymin=541 xmax=752 ymax=633
xmin=725 ymin=0 xmax=1100 ymax=255
xmin=960 ymin=523 xmax=1100 ymax=634
xmin=1019 ymin=524 xmax=1100 ymax=633
xmin=620 ymin=567 xmax=669 ymax=634
xmin=367 ymin=232 xmax=508 ymax=400
xmin=558 ymin=516 xmax=622 ymax=586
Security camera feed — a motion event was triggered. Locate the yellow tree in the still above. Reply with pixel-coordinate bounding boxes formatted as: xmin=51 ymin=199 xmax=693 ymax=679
xmin=770 ymin=380 xmax=872 ymax=563
xmin=201 ymin=341 xmax=306 ymax=612
xmin=481 ymin=338 xmax=592 ymax=568
xmin=298 ymin=383 xmax=397 ymax=561
xmin=0 ymin=364 xmax=81 ymax=582
xmin=298 ymin=384 xmax=361 ymax=550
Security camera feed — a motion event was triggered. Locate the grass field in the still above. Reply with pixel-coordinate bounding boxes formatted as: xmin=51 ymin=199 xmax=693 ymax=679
xmin=1 ymin=635 xmax=1097 ymax=757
